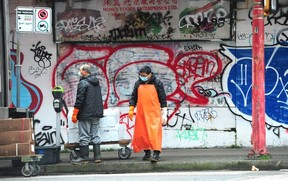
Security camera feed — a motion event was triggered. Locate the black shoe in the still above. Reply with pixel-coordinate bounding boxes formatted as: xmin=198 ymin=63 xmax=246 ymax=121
xmin=71 ymin=146 xmax=89 ymax=165
xmin=143 ymin=150 xmax=151 ymax=161
xmin=71 ymin=157 xmax=89 ymax=165
xmin=151 ymin=150 xmax=160 ymax=163
xmin=93 ymin=144 xmax=102 ymax=163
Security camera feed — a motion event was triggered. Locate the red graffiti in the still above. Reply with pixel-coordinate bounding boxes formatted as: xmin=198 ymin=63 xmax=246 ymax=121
xmin=53 ymin=43 xmax=222 ymax=120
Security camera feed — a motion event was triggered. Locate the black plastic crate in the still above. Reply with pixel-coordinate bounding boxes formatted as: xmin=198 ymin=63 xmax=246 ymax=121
xmin=35 ymin=146 xmax=61 ymax=165
xmin=9 ymin=108 xmax=34 ymax=118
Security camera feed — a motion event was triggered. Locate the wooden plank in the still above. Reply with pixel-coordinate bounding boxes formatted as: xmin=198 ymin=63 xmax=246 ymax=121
xmin=0 ymin=142 xmax=35 ymax=157
xmin=0 ymin=118 xmax=32 ymax=132
xmin=0 ymin=130 xmax=34 ymax=145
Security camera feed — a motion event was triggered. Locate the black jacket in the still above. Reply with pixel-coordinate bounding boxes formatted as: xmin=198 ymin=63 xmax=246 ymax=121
xmin=129 ymin=74 xmax=167 ymax=108
xmin=74 ymin=74 xmax=104 ymax=119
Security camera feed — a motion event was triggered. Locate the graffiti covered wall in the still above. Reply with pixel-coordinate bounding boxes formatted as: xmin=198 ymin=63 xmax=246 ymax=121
xmin=54 ymin=0 xmax=231 ymax=42
xmin=7 ymin=0 xmax=288 ymax=149
xmin=54 ymin=41 xmax=236 ymax=148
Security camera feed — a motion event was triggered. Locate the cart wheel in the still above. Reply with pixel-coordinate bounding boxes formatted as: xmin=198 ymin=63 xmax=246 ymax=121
xmin=70 ymin=150 xmax=80 ymax=161
xmin=118 ymin=147 xmax=131 ymax=160
xmin=32 ymin=164 xmax=41 ymax=176
xmin=21 ymin=164 xmax=34 ymax=177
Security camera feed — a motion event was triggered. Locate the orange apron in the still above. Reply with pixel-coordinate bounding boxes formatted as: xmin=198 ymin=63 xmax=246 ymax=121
xmin=131 ymin=84 xmax=162 ymax=153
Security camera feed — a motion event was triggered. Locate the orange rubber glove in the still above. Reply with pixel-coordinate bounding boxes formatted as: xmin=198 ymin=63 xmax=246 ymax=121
xmin=128 ymin=106 xmax=134 ymax=121
xmin=72 ymin=108 xmax=79 ymax=124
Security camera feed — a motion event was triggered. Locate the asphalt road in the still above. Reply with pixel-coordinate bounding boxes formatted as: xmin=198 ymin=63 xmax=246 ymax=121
xmin=1 ymin=171 xmax=288 ymax=181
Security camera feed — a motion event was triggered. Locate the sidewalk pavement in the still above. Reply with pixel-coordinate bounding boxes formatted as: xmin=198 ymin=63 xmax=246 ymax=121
xmin=1 ymin=147 xmax=288 ymax=177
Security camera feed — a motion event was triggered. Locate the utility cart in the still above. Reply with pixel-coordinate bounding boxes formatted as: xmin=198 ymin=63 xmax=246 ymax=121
xmin=65 ymin=108 xmax=132 ymax=160
xmin=0 ymin=117 xmax=42 ymax=177
xmin=0 ymin=154 xmax=42 ymax=177
xmin=65 ymin=139 xmax=131 ymax=160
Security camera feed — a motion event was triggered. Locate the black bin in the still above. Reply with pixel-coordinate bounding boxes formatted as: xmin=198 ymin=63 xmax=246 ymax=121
xmin=35 ymin=146 xmax=61 ymax=165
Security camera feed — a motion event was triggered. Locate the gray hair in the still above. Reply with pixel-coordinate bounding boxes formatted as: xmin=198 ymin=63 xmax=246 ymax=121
xmin=80 ymin=64 xmax=91 ymax=74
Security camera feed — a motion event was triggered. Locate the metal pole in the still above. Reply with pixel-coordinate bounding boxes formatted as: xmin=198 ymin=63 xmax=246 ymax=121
xmin=3 ymin=0 xmax=10 ymax=107
xmin=56 ymin=113 xmax=60 ymax=146
xmin=16 ymin=31 xmax=21 ymax=107
xmin=248 ymin=0 xmax=269 ymax=157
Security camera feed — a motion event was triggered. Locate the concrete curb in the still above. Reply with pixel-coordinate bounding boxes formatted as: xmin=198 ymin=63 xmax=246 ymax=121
xmin=39 ymin=160 xmax=288 ymax=175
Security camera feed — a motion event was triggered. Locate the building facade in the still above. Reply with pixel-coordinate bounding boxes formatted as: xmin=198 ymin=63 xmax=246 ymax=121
xmin=1 ymin=0 xmax=287 ymax=149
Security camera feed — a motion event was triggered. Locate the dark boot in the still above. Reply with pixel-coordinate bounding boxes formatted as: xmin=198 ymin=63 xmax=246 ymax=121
xmin=93 ymin=144 xmax=101 ymax=163
xmin=151 ymin=150 xmax=160 ymax=163
xmin=143 ymin=150 xmax=151 ymax=161
xmin=71 ymin=146 xmax=89 ymax=165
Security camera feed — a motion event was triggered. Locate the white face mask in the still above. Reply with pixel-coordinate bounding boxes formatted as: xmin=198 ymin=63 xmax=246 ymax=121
xmin=78 ymin=71 xmax=82 ymax=76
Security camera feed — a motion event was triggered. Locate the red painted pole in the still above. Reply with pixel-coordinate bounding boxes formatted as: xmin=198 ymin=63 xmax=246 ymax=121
xmin=249 ymin=0 xmax=269 ymax=157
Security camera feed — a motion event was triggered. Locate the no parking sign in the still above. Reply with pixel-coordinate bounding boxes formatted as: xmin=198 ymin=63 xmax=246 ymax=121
xmin=35 ymin=7 xmax=51 ymax=33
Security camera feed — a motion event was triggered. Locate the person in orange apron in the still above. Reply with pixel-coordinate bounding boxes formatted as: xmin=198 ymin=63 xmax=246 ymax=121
xmin=128 ymin=66 xmax=168 ymax=163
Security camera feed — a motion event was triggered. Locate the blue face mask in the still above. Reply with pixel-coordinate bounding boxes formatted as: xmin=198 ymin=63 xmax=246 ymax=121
xmin=139 ymin=76 xmax=148 ymax=82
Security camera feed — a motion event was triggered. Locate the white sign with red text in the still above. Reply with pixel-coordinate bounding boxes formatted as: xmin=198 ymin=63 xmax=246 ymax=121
xmin=16 ymin=7 xmax=34 ymax=32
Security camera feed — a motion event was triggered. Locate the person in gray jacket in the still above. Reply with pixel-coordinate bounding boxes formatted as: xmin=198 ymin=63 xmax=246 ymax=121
xmin=71 ymin=64 xmax=104 ymax=164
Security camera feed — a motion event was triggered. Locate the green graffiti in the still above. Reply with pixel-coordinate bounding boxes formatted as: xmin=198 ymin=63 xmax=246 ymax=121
xmin=176 ymin=127 xmax=207 ymax=142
